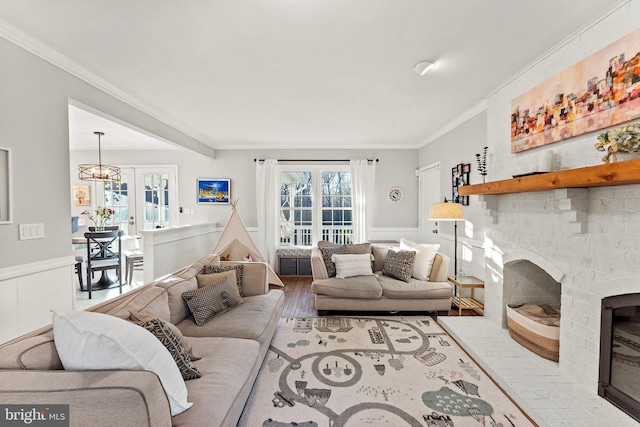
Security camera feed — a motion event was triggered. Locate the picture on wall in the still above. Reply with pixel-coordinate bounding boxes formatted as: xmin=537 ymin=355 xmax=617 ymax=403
xmin=0 ymin=147 xmax=11 ymax=223
xmin=451 ymin=163 xmax=469 ymax=206
xmin=73 ymin=185 xmax=90 ymax=205
xmin=511 ymin=27 xmax=640 ymax=153
xmin=197 ymin=179 xmax=230 ymax=204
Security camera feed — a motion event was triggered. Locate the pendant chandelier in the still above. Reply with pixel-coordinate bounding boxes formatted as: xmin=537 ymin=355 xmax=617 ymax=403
xmin=78 ymin=131 xmax=121 ymax=182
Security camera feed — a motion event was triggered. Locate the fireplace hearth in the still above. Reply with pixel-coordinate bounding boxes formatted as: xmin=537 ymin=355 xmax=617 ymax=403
xmin=599 ymin=293 xmax=640 ymax=422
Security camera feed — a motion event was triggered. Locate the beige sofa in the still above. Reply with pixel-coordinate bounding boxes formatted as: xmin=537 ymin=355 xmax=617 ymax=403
xmin=310 ymin=243 xmax=452 ymax=314
xmin=0 ymin=254 xmax=284 ymax=427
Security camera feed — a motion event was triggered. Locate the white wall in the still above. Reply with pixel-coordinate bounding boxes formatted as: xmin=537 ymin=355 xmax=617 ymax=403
xmin=71 ymin=147 xmax=421 ymax=231
xmin=418 ymin=111 xmax=488 ymax=282
xmin=0 ymin=36 xmax=211 ymax=342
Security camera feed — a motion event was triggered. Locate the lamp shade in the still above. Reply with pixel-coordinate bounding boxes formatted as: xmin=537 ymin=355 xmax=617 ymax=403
xmin=428 ymin=202 xmax=465 ymax=221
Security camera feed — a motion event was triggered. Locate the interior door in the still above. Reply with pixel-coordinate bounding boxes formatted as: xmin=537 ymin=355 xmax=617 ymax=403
xmin=135 ymin=166 xmax=178 ymax=230
xmin=418 ymin=162 xmax=441 ymax=244
xmin=102 ymin=166 xmax=178 ymax=233
xmin=104 ymin=167 xmax=136 ymax=235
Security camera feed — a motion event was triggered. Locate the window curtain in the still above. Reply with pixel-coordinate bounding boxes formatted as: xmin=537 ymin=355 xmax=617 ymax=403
xmin=350 ymin=159 xmax=376 ymax=243
xmin=256 ymin=159 xmax=278 ymax=268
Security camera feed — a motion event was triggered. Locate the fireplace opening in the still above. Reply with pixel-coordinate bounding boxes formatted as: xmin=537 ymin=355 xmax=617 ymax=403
xmin=599 ymin=293 xmax=640 ymax=422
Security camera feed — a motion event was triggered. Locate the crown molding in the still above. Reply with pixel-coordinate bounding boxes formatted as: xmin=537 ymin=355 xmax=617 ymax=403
xmin=420 ymin=100 xmax=488 ymax=147
xmin=0 ymin=19 xmax=213 ymax=148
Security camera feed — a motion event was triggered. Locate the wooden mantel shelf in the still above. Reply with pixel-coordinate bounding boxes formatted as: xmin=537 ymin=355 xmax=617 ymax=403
xmin=459 ymin=158 xmax=640 ymax=196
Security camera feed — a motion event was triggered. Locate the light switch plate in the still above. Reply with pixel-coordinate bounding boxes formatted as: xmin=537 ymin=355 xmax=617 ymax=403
xmin=19 ymin=223 xmax=45 ymax=240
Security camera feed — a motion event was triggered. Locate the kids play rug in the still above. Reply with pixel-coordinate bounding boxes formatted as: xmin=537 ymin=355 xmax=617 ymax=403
xmin=239 ymin=316 xmax=536 ymax=427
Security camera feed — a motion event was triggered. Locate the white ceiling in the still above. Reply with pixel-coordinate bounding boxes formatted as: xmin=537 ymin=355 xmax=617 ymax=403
xmin=0 ymin=0 xmax=620 ymax=151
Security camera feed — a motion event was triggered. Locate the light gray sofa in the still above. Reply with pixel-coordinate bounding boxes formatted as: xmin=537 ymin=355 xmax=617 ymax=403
xmin=0 ymin=254 xmax=284 ymax=427
xmin=310 ymin=243 xmax=452 ymax=314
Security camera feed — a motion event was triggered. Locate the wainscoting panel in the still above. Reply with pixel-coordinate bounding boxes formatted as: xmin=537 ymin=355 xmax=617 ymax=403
xmin=0 ymin=256 xmax=75 ymax=344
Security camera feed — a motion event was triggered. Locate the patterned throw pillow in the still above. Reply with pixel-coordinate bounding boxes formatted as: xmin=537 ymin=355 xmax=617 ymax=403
xmin=201 ymin=264 xmax=244 ymax=296
xmin=382 ymin=250 xmax=416 ymax=282
xmin=182 ymin=276 xmax=242 ymax=326
xmin=129 ymin=311 xmax=200 ymax=361
xmin=320 ymin=245 xmax=348 ymax=277
xmin=135 ymin=318 xmax=201 ymax=380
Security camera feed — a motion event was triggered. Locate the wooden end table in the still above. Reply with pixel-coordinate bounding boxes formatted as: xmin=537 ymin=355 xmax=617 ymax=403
xmin=448 ymin=275 xmax=484 ymax=316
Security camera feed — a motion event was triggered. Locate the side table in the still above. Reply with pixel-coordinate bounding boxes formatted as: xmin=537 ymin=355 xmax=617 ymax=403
xmin=448 ymin=275 xmax=484 ymax=316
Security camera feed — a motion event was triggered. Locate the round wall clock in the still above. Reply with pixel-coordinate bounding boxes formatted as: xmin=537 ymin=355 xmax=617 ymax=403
xmin=388 ymin=187 xmax=403 ymax=202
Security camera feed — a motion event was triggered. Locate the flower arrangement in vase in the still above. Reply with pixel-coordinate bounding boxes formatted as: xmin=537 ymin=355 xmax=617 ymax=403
xmin=81 ymin=206 xmax=115 ymax=231
xmin=595 ymin=122 xmax=640 ymax=163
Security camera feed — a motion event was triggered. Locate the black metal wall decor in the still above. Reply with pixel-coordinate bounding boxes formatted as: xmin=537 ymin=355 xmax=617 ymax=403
xmin=451 ymin=163 xmax=470 ymax=206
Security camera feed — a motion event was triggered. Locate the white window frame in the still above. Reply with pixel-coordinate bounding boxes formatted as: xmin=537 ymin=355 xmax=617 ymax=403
xmin=277 ymin=164 xmax=351 ymax=247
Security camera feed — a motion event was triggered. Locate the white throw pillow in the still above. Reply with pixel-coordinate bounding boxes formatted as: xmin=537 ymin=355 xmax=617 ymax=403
xmin=331 ymin=253 xmax=375 ymax=279
xmin=53 ymin=310 xmax=192 ymax=416
xmin=399 ymin=238 xmax=440 ymax=281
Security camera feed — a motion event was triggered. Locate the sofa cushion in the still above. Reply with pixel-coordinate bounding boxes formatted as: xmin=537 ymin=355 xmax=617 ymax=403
xmin=311 ymin=276 xmax=382 ymax=299
xmin=156 ymin=276 xmax=198 ymax=325
xmin=320 ymin=245 xmax=348 ymax=277
xmin=430 ymin=253 xmax=444 ymax=282
xmin=52 ymin=310 xmax=192 ymax=416
xmin=177 ymin=290 xmax=284 ymax=345
xmin=332 ymin=253 xmax=374 ymax=278
xmin=172 ymin=337 xmax=261 ymax=427
xmin=372 ymin=246 xmax=390 ymax=272
xmin=201 ymin=264 xmax=244 ymax=296
xmin=382 ymin=250 xmax=416 ymax=282
xmin=135 ymin=318 xmax=202 ymax=381
xmin=116 ymin=286 xmax=171 ymax=322
xmin=317 ymin=241 xmax=372 ymax=255
xmin=182 ymin=276 xmax=243 ymax=326
xmin=400 ymin=238 xmax=440 ymax=281
xmin=0 ymin=333 xmax=63 ymax=370
xmin=377 ymin=274 xmax=452 ymax=299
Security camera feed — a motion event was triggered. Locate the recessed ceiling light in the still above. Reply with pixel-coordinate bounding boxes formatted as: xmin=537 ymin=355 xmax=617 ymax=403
xmin=414 ymin=60 xmax=436 ymax=76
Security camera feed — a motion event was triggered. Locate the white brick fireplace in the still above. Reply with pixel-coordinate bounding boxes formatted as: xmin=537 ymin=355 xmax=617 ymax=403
xmin=476 ymin=1 xmax=640 ymax=393
xmin=479 ymin=184 xmax=640 ymax=391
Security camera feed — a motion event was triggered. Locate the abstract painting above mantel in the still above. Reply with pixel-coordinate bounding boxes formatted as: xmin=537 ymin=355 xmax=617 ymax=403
xmin=511 ymin=27 xmax=640 ymax=153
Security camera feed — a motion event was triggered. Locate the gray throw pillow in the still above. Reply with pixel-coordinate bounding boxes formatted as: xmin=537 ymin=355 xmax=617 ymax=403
xmin=182 ymin=276 xmax=242 ymax=326
xmin=201 ymin=264 xmax=244 ymax=296
xmin=382 ymin=250 xmax=416 ymax=282
xmin=320 ymin=245 xmax=348 ymax=277
xmin=135 ymin=318 xmax=201 ymax=380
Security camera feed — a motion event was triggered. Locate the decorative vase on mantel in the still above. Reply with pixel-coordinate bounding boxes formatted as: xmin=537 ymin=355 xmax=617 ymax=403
xmin=595 ymin=123 xmax=640 ymax=163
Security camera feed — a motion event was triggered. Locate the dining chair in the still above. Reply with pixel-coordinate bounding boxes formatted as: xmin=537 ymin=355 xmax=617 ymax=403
xmin=120 ymin=235 xmax=144 ymax=287
xmin=84 ymin=230 xmax=123 ymax=299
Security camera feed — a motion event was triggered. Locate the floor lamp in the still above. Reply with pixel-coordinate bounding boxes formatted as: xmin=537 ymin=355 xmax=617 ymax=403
xmin=428 ymin=200 xmax=465 ymax=277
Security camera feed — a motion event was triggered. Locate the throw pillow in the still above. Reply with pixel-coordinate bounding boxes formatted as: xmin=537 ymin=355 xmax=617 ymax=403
xmin=182 ymin=276 xmax=242 ymax=326
xmin=135 ymin=318 xmax=202 ymax=380
xmin=319 ymin=245 xmax=348 ymax=277
xmin=399 ymin=238 xmax=440 ymax=281
xmin=196 ymin=272 xmax=242 ymax=301
xmin=332 ymin=254 xmax=375 ymax=279
xmin=129 ymin=311 xmax=200 ymax=361
xmin=52 ymin=310 xmax=192 ymax=416
xmin=201 ymin=264 xmax=244 ymax=296
xmin=382 ymin=250 xmax=416 ymax=282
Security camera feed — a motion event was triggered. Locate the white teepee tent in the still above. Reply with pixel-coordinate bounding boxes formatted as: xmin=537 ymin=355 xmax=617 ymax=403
xmin=211 ymin=201 xmax=284 ymax=287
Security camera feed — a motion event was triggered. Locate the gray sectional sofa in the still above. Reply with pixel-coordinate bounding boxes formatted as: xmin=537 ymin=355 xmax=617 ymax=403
xmin=0 ymin=254 xmax=284 ymax=427
xmin=310 ymin=242 xmax=453 ymax=314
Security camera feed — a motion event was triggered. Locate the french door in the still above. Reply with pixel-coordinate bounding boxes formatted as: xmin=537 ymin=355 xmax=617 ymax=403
xmin=101 ymin=166 xmax=178 ymax=234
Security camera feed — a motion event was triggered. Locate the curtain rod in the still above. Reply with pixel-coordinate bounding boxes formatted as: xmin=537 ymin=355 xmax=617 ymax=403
xmin=253 ymin=158 xmax=379 ymax=163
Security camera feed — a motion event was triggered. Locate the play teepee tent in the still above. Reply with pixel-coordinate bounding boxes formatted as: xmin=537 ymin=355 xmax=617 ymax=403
xmin=211 ymin=201 xmax=284 ymax=287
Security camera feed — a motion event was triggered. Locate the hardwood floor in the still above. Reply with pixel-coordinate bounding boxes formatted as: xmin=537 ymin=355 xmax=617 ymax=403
xmin=273 ymin=276 xmax=480 ymax=318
